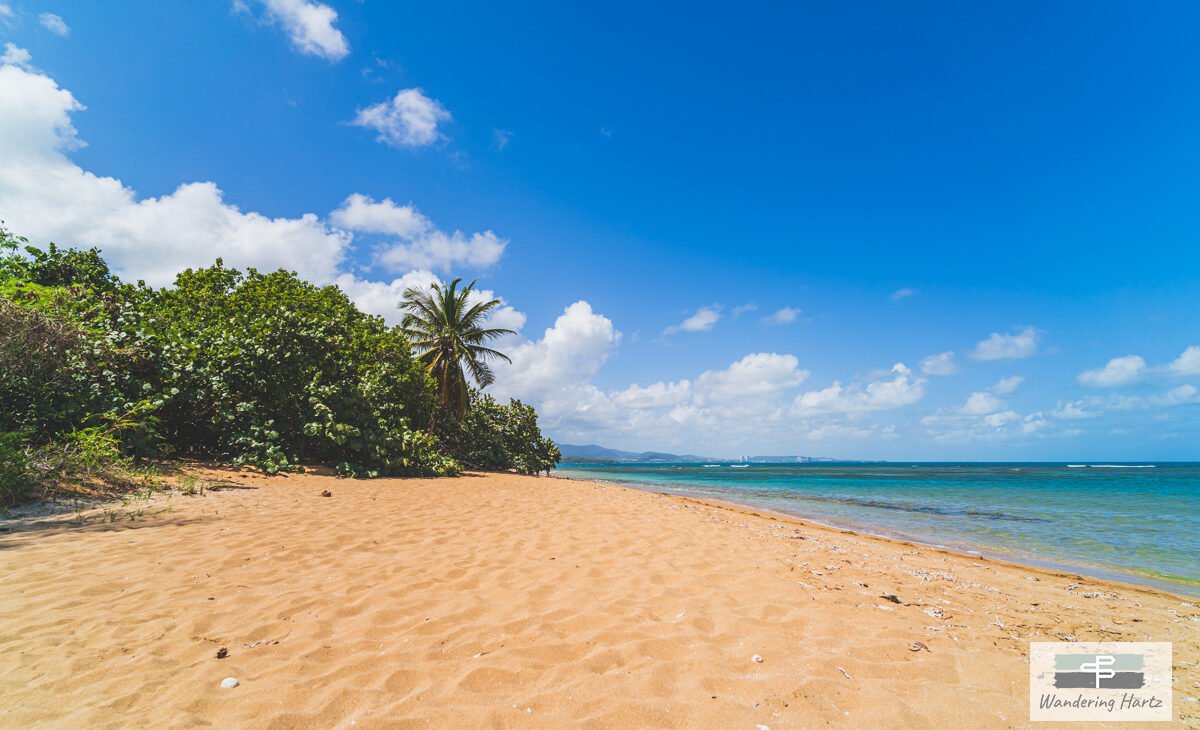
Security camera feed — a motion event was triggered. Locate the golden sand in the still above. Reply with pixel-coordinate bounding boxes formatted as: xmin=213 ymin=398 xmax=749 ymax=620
xmin=1 ymin=470 xmax=1196 ymax=728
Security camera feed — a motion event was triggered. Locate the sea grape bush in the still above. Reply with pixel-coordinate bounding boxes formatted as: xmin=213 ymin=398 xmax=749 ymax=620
xmin=145 ymin=262 xmax=450 ymax=476
xmin=1 ymin=226 xmax=559 ymax=505
xmin=437 ymin=393 xmax=562 ymax=475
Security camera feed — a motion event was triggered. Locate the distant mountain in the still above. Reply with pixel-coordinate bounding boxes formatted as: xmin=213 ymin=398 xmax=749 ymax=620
xmin=557 ymin=443 xmax=717 ymax=463
xmin=557 ymin=443 xmax=838 ymax=464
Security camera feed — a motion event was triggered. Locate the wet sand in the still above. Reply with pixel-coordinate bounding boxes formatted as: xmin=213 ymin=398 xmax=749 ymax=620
xmin=1 ymin=470 xmax=1196 ymax=727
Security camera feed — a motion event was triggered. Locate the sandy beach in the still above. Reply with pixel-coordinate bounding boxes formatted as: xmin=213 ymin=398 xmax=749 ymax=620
xmin=1 ymin=469 xmax=1196 ymax=728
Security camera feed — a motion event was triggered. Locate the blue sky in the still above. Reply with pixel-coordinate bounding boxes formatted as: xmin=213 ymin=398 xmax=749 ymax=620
xmin=2 ymin=1 xmax=1199 ymax=459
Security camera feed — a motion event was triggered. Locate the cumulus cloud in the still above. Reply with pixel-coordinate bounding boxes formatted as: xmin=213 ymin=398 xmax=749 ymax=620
xmin=663 ymin=305 xmax=720 ymax=334
xmin=1167 ymin=345 xmax=1200 ymax=377
xmin=334 ymin=269 xmax=525 ymax=330
xmin=792 ymin=363 xmax=925 ymax=415
xmin=490 ymin=307 xmax=919 ymax=452
xmin=920 ymin=351 xmax=958 ymax=376
xmin=330 ymin=194 xmax=506 ymax=272
xmin=1157 ymin=384 xmax=1200 ymax=406
xmin=764 ymin=306 xmax=801 ymax=325
xmin=490 ymin=302 xmax=623 ymax=429
xmin=694 ymin=353 xmax=809 ymax=404
xmin=961 ymin=391 xmax=1004 ymax=415
xmin=891 ymin=288 xmax=915 ymax=302
xmin=330 ymin=193 xmax=428 ymax=237
xmin=611 ymin=380 xmax=692 ymax=410
xmin=1050 ymin=400 xmax=1099 ymax=419
xmin=1052 ymin=386 xmax=1200 ymax=419
xmin=0 ymin=58 xmax=360 ymax=286
xmin=991 ymin=375 xmax=1023 ymax=395
xmin=0 ymin=4 xmax=13 ymax=19
xmin=353 ymin=88 xmax=451 ymax=148
xmin=921 ymin=402 xmax=1050 ymax=442
xmin=1078 ymin=354 xmax=1145 ymax=388
xmin=971 ymin=326 xmax=1040 ymax=361
xmin=2 ymin=42 xmax=30 ymax=66
xmin=38 ymin=12 xmax=69 ymax=36
xmin=261 ymin=0 xmax=349 ymax=61
xmin=0 ymin=53 xmax=506 ymax=324
xmin=607 ymin=354 xmax=809 ymax=420
xmin=956 ymin=376 xmax=1022 ymax=416
xmin=376 ymin=229 xmax=505 ymax=272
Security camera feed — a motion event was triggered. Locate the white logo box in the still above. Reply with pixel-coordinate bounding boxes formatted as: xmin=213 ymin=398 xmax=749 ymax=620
xmin=1030 ymin=642 xmax=1172 ymax=722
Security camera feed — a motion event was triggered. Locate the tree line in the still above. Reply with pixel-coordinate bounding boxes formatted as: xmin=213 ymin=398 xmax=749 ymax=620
xmin=0 ymin=226 xmax=560 ymax=507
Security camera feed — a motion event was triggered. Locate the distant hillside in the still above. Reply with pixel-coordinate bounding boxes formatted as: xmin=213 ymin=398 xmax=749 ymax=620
xmin=557 ymin=444 xmax=716 ymax=463
xmin=557 ymin=444 xmax=837 ymax=464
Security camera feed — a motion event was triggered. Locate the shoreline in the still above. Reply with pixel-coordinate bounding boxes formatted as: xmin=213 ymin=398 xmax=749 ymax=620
xmin=1 ymin=469 xmax=1196 ymax=727
xmin=639 ymin=488 xmax=1199 ymax=603
xmin=553 ymin=468 xmax=1200 ymax=599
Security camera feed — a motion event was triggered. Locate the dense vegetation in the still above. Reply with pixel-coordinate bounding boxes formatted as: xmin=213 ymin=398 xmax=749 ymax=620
xmin=0 ymin=226 xmax=560 ymax=507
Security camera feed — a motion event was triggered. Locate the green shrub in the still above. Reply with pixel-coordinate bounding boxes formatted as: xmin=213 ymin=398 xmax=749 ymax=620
xmin=145 ymin=263 xmax=443 ymax=475
xmin=0 ymin=431 xmax=34 ymax=509
xmin=1 ymin=227 xmax=457 ymax=483
xmin=439 ymin=393 xmax=561 ymax=474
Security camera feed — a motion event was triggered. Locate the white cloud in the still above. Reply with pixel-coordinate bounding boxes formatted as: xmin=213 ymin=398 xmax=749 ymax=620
xmin=1078 ymin=354 xmax=1145 ymax=388
xmin=261 ymin=0 xmax=349 ymax=61
xmin=38 ymin=12 xmax=69 ymax=36
xmin=891 ymin=288 xmax=915 ymax=302
xmin=330 ymin=193 xmax=429 ymax=237
xmin=1052 ymin=385 xmax=1200 ymax=419
xmin=1051 ymin=400 xmax=1099 ymax=420
xmin=335 ymin=270 xmax=525 ymax=330
xmin=921 ymin=401 xmax=1056 ymax=442
xmin=664 ymin=305 xmax=720 ymax=334
xmin=982 ymin=410 xmax=1020 ymax=429
xmin=1166 ymin=345 xmax=1200 ymax=377
xmin=2 ymin=42 xmax=30 ymax=66
xmin=611 ymin=380 xmax=692 ymax=410
xmin=0 ymin=4 xmax=12 ymax=18
xmin=792 ymin=363 xmax=925 ymax=415
xmin=971 ymin=326 xmax=1040 ymax=361
xmin=920 ymin=351 xmax=958 ymax=376
xmin=491 ymin=301 xmax=622 ymax=428
xmin=961 ymin=391 xmax=1004 ymax=415
xmin=764 ymin=306 xmax=801 ymax=325
xmin=1021 ymin=412 xmax=1049 ymax=434
xmin=0 ymin=53 xmax=507 ymax=323
xmin=731 ymin=302 xmax=758 ymax=317
xmin=377 ymin=229 xmax=506 ymax=272
xmin=0 ymin=58 xmax=356 ymax=286
xmin=1155 ymin=384 xmax=1199 ymax=407
xmin=489 ymin=306 xmax=915 ymax=452
xmin=991 ymin=375 xmax=1023 ymax=395
xmin=493 ymin=129 xmax=513 ymax=150
xmin=332 ymin=270 xmax=437 ymax=325
xmin=330 ymin=194 xmax=506 ymax=272
xmin=694 ymin=353 xmax=809 ymax=404
xmin=353 ymin=88 xmax=451 ymax=148
xmin=608 ymin=354 xmax=809 ymax=417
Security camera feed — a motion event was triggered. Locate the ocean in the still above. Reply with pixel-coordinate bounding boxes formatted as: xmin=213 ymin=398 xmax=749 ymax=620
xmin=555 ymin=462 xmax=1200 ymax=595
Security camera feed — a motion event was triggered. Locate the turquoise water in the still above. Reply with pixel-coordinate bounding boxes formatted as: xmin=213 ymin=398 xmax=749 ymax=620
xmin=556 ymin=462 xmax=1200 ymax=594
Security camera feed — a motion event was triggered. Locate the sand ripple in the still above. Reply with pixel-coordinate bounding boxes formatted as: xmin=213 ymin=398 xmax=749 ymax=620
xmin=0 ymin=470 xmax=1196 ymax=727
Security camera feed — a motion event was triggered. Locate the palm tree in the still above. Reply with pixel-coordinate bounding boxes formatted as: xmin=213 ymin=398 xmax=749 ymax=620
xmin=400 ymin=278 xmax=516 ymax=419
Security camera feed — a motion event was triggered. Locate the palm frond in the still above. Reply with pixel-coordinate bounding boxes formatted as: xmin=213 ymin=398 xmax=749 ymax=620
xmin=399 ymin=277 xmax=515 ymax=417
